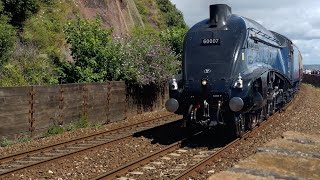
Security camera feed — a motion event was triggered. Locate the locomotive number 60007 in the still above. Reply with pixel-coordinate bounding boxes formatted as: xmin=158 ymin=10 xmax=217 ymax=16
xmin=202 ymin=38 xmax=220 ymax=45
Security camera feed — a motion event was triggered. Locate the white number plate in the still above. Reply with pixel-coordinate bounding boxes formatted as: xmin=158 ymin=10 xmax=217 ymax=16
xmin=202 ymin=38 xmax=220 ymax=45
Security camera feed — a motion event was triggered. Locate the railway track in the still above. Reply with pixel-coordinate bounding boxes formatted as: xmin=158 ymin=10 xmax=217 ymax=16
xmin=93 ymin=98 xmax=295 ymax=180
xmin=0 ymin=114 xmax=181 ymax=176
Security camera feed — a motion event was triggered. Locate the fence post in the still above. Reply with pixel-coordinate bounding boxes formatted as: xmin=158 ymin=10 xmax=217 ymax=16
xmin=29 ymin=86 xmax=35 ymax=138
xmin=82 ymin=84 xmax=88 ymax=118
xmin=58 ymin=85 xmax=64 ymax=125
xmin=106 ymin=82 xmax=111 ymax=124
xmin=124 ymin=83 xmax=128 ymax=120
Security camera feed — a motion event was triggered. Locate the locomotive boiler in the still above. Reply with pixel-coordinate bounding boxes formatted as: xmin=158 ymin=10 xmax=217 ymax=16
xmin=165 ymin=4 xmax=303 ymax=137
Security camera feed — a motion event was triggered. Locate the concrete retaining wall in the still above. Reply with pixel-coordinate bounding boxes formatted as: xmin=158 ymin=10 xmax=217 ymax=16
xmin=0 ymin=82 xmax=167 ymax=139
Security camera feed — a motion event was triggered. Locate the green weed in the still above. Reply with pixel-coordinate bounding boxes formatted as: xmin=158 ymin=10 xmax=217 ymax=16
xmin=45 ymin=125 xmax=64 ymax=137
xmin=91 ymin=123 xmax=103 ymax=129
xmin=17 ymin=135 xmax=32 ymax=143
xmin=76 ymin=115 xmax=90 ymax=129
xmin=0 ymin=137 xmax=14 ymax=147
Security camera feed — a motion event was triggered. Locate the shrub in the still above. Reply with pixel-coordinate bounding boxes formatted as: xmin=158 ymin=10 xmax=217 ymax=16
xmin=160 ymin=27 xmax=187 ymax=59
xmin=63 ymin=17 xmax=120 ymax=83
xmin=21 ymin=0 xmax=75 ymax=83
xmin=63 ymin=17 xmax=180 ymax=86
xmin=122 ymin=28 xmax=180 ymax=85
xmin=0 ymin=42 xmax=59 ymax=86
xmin=0 ymin=63 xmax=28 ymax=86
xmin=0 ymin=0 xmax=75 ymax=87
xmin=0 ymin=10 xmax=15 ymax=69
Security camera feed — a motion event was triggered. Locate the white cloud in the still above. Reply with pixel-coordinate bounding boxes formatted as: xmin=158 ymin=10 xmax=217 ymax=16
xmin=171 ymin=0 xmax=320 ymax=64
xmin=293 ymin=40 xmax=320 ymax=64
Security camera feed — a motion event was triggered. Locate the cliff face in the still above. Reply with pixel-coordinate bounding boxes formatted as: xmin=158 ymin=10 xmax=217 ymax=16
xmin=75 ymin=0 xmax=145 ymax=37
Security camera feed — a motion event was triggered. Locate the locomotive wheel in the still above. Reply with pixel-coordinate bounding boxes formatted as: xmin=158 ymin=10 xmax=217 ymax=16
xmin=183 ymin=105 xmax=198 ymax=134
xmin=235 ymin=114 xmax=245 ymax=137
xmin=271 ymin=97 xmax=277 ymax=114
xmin=246 ymin=113 xmax=258 ymax=130
xmin=245 ymin=114 xmax=252 ymax=130
xmin=267 ymin=100 xmax=274 ymax=116
xmin=262 ymin=104 xmax=269 ymax=120
xmin=182 ymin=105 xmax=192 ymax=127
xmin=257 ymin=110 xmax=264 ymax=126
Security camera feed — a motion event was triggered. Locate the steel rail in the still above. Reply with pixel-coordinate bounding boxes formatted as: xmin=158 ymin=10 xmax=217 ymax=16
xmin=173 ymin=96 xmax=296 ymax=180
xmin=94 ymin=131 xmax=203 ymax=180
xmin=0 ymin=114 xmax=176 ymax=163
xmin=92 ymin=94 xmax=296 ymax=180
xmin=0 ymin=114 xmax=181 ymax=176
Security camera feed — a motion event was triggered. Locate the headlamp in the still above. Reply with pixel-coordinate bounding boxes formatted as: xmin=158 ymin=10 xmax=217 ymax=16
xmin=201 ymin=79 xmax=208 ymax=86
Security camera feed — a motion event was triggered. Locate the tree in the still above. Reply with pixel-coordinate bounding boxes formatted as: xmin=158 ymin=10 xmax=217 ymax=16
xmin=2 ymin=0 xmax=40 ymax=27
xmin=155 ymin=0 xmax=187 ymax=29
xmin=63 ymin=17 xmax=122 ymax=83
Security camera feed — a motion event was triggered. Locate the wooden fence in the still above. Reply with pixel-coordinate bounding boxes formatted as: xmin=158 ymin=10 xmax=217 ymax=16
xmin=0 ymin=82 xmax=168 ymax=139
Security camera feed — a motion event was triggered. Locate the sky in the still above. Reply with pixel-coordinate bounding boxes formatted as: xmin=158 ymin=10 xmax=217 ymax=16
xmin=171 ymin=0 xmax=320 ymax=65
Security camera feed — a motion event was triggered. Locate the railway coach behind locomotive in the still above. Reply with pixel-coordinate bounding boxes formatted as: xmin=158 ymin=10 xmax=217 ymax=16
xmin=165 ymin=4 xmax=303 ymax=137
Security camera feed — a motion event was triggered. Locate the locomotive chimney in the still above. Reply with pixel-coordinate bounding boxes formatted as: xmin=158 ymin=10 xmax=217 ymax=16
xmin=209 ymin=4 xmax=232 ymax=27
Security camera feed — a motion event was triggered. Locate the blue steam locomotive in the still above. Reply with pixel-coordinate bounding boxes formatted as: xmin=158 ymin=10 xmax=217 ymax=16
xmin=165 ymin=4 xmax=303 ymax=137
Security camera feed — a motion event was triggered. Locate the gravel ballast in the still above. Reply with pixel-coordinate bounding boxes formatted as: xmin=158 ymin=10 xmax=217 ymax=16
xmin=0 ymin=111 xmax=172 ymax=157
xmin=1 ymin=84 xmax=320 ymax=179
xmin=196 ymin=84 xmax=320 ymax=179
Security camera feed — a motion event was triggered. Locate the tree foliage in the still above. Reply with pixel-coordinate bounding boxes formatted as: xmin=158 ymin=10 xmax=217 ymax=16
xmin=0 ymin=0 xmax=186 ymax=87
xmin=63 ymin=17 xmax=180 ymax=85
xmin=155 ymin=0 xmax=187 ymax=29
xmin=63 ymin=17 xmax=114 ymax=83
xmin=1 ymin=0 xmax=40 ymax=27
xmin=0 ymin=1 xmax=15 ymax=69
xmin=160 ymin=27 xmax=187 ymax=59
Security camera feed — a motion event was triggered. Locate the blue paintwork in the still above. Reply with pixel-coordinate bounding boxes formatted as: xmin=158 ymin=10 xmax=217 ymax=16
xmin=170 ymin=6 xmax=303 ymax=116
xmin=182 ymin=13 xmax=302 ymax=96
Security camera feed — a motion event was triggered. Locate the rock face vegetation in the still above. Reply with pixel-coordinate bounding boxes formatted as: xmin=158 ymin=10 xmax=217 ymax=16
xmin=0 ymin=0 xmax=187 ymax=86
